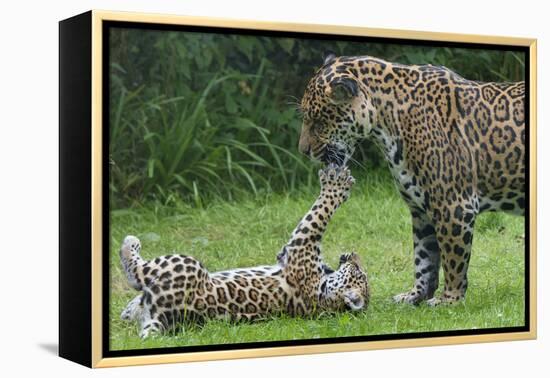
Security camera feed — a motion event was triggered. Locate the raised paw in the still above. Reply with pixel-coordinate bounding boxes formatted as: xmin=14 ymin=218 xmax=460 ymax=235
xmin=319 ymin=163 xmax=355 ymax=202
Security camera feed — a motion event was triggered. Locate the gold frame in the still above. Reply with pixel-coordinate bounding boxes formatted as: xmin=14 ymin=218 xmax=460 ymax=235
xmin=89 ymin=9 xmax=537 ymax=368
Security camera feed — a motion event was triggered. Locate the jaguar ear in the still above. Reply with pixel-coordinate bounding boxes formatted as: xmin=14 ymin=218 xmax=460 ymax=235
xmin=321 ymin=263 xmax=335 ymax=275
xmin=323 ymin=51 xmax=336 ymax=65
xmin=349 ymin=252 xmax=362 ymax=266
xmin=344 ymin=290 xmax=365 ymax=311
xmin=339 ymin=252 xmax=360 ymax=266
xmin=277 ymin=247 xmax=289 ymax=266
xmin=327 ymin=77 xmax=359 ymax=104
xmin=339 ymin=253 xmax=350 ymax=265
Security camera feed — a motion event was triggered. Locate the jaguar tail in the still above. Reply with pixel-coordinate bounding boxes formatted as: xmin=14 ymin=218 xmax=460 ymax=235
xmin=120 ymin=235 xmax=146 ymax=290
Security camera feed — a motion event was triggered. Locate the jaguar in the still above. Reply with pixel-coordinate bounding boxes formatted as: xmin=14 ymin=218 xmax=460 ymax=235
xmin=298 ymin=54 xmax=525 ymax=305
xmin=119 ymin=165 xmax=369 ymax=338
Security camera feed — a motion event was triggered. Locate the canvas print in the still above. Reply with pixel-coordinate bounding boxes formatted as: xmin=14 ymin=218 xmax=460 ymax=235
xmin=107 ymin=24 xmax=527 ymax=353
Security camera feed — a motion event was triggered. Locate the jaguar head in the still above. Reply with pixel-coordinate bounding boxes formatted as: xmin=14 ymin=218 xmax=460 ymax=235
xmin=298 ymin=54 xmax=374 ymax=166
xmin=320 ymin=252 xmax=370 ymax=312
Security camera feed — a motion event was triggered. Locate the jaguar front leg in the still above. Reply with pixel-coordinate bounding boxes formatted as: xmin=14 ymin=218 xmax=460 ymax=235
xmin=285 ymin=163 xmax=355 ymax=248
xmin=394 ymin=209 xmax=440 ymax=305
xmin=279 ymin=164 xmax=355 ymax=307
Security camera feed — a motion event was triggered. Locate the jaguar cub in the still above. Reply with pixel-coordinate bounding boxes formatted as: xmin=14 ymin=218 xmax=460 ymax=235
xmin=120 ymin=165 xmax=369 ymax=338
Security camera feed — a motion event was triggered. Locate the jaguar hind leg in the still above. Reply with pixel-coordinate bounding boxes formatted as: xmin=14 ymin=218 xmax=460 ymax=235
xmin=426 ymin=205 xmax=476 ymax=306
xmin=394 ymin=210 xmax=440 ymax=305
xmin=139 ymin=320 xmax=163 ymax=339
xmin=121 ymin=294 xmax=142 ymax=321
xmin=138 ymin=302 xmax=164 ymax=339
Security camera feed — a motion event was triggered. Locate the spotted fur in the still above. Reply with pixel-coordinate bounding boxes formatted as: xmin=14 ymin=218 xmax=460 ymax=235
xmin=120 ymin=165 xmax=369 ymax=338
xmin=298 ymin=55 xmax=525 ymax=305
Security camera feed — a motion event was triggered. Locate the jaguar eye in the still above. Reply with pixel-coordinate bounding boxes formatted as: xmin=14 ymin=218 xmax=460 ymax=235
xmin=312 ymin=120 xmax=325 ymax=134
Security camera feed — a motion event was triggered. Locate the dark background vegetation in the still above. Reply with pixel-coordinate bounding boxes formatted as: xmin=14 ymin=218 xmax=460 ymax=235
xmin=109 ymin=27 xmax=524 ymax=208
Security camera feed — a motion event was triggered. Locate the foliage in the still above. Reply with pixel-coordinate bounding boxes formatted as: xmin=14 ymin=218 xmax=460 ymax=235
xmin=109 ymin=171 xmax=525 ymax=349
xmin=109 ymin=27 xmax=525 ymax=207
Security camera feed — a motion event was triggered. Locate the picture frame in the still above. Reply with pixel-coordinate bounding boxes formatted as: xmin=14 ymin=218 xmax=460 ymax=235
xmin=59 ymin=10 xmax=537 ymax=368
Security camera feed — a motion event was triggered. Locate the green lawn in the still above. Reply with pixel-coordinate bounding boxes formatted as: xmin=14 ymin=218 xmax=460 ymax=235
xmin=108 ymin=171 xmax=525 ymax=351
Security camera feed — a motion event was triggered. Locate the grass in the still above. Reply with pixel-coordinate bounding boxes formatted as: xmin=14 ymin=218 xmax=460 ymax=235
xmin=108 ymin=170 xmax=525 ymax=351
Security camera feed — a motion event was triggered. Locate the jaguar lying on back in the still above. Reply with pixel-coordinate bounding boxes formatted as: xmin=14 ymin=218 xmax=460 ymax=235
xmin=120 ymin=165 xmax=369 ymax=338
xmin=298 ymin=54 xmax=525 ymax=305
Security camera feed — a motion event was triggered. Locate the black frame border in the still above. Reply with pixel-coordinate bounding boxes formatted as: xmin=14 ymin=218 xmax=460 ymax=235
xmin=59 ymin=11 xmax=93 ymax=367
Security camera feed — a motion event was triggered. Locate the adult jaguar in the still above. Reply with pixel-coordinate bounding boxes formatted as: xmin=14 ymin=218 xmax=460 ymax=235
xmin=298 ymin=54 xmax=525 ymax=305
xmin=120 ymin=165 xmax=369 ymax=338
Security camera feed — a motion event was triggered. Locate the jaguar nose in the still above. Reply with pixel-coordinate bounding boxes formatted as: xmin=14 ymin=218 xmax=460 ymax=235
xmin=299 ymin=143 xmax=311 ymax=156
xmin=298 ymin=131 xmax=311 ymax=155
